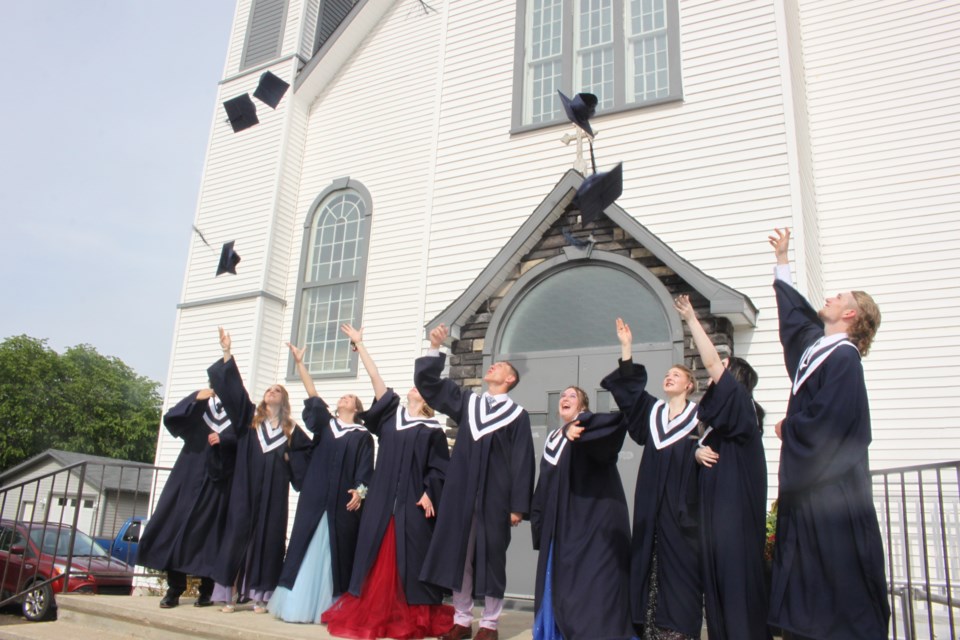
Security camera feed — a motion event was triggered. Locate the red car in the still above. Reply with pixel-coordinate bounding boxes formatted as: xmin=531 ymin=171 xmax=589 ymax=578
xmin=0 ymin=520 xmax=133 ymax=621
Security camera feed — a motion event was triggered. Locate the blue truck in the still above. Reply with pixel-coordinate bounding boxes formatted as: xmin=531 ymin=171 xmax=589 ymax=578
xmin=93 ymin=516 xmax=144 ymax=565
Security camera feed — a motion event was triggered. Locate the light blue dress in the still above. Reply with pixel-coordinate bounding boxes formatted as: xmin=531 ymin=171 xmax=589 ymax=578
xmin=268 ymin=514 xmax=334 ymax=623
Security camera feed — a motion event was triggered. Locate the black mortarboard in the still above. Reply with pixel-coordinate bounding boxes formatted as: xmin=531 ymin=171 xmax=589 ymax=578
xmin=253 ymin=71 xmax=289 ymax=109
xmin=222 ymin=94 xmax=259 ymax=133
xmin=558 ymin=90 xmax=598 ymax=137
xmin=217 ymin=241 xmax=241 ymax=276
xmin=571 ymin=163 xmax=623 ymax=225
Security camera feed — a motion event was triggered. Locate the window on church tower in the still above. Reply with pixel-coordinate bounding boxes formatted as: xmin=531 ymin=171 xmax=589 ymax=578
xmin=291 ymin=181 xmax=371 ymax=376
xmin=511 ymin=0 xmax=682 ymax=131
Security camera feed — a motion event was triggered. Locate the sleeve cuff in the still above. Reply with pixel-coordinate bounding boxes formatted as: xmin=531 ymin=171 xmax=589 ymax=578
xmin=426 ymin=348 xmax=441 ymax=357
xmin=774 ymin=264 xmax=793 ymax=286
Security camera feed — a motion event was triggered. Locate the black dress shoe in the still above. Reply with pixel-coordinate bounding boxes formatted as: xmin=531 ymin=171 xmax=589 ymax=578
xmin=159 ymin=591 xmax=180 ymax=609
xmin=194 ymin=595 xmax=214 ymax=607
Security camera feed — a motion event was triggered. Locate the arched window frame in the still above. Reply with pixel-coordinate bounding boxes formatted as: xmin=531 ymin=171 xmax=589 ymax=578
xmin=486 ymin=249 xmax=685 ymax=361
xmin=288 ymin=178 xmax=372 ymax=379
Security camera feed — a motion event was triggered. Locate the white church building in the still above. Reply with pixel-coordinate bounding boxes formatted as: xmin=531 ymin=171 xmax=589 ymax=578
xmin=154 ymin=0 xmax=959 ymax=603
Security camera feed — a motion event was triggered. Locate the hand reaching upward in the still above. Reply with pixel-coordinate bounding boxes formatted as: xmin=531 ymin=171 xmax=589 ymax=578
xmin=429 ymin=324 xmax=449 ymax=350
xmin=768 ymin=228 xmax=790 ymax=265
xmin=218 ymin=327 xmax=232 ymax=362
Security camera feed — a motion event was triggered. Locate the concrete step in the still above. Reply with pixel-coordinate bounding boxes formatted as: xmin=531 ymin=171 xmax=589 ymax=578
xmin=0 ymin=617 xmax=137 ymax=640
xmin=3 ymin=594 xmax=538 ymax=640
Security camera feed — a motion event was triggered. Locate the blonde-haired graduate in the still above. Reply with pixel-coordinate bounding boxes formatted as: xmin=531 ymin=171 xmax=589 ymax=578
xmin=601 ymin=318 xmax=702 ymax=640
xmin=267 ymin=341 xmax=373 ymax=624
xmin=767 ymin=229 xmax=888 ymax=639
xmin=208 ymin=328 xmax=304 ymax=613
xmin=675 ymin=294 xmax=769 ymax=640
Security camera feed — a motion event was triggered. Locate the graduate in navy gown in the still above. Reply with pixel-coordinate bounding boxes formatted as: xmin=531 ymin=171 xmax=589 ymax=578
xmin=208 ymin=328 xmax=304 ymax=613
xmin=601 ymin=318 xmax=702 ymax=640
xmin=268 ymin=341 xmax=374 ymax=623
xmin=674 ymin=294 xmax=770 ymax=640
xmin=321 ymin=324 xmax=453 ymax=638
xmin=415 ymin=324 xmax=536 ymax=640
xmin=530 ymin=383 xmax=634 ymax=640
xmin=767 ymin=229 xmax=889 ymax=640
xmin=137 ymin=387 xmax=236 ymax=609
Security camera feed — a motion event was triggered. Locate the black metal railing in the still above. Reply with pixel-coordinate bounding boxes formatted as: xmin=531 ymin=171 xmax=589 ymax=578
xmin=873 ymin=460 xmax=960 ymax=640
xmin=0 ymin=460 xmax=167 ymax=615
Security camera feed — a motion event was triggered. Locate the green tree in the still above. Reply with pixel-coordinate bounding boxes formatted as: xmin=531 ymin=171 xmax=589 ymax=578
xmin=0 ymin=335 xmax=161 ymax=470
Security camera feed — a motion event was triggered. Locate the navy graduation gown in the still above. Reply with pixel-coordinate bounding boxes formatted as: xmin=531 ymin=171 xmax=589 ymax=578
xmin=415 ymin=353 xmax=536 ymax=599
xmin=208 ymin=358 xmax=295 ymax=593
xmin=137 ymin=391 xmax=237 ymax=577
xmin=530 ymin=411 xmax=634 ymax=640
xmin=696 ymin=369 xmax=769 ymax=640
xmin=770 ymin=279 xmax=889 ymax=639
xmin=601 ymin=360 xmax=702 ymax=637
xmin=347 ymin=390 xmax=449 ymax=604
xmin=278 ymin=396 xmax=374 ymax=596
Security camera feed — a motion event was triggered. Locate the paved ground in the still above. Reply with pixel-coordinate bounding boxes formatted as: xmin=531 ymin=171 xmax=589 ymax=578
xmin=0 ymin=594 xmax=537 ymax=640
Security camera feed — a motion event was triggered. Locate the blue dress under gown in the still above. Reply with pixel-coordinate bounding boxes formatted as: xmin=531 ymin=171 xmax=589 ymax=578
xmin=533 ymin=544 xmax=562 ymax=640
xmin=268 ymin=513 xmax=335 ymax=623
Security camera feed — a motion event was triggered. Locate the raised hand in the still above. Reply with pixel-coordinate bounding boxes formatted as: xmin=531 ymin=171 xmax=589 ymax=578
xmin=429 ymin=324 xmax=449 ymax=350
xmin=218 ymin=327 xmax=231 ymax=351
xmin=768 ymin=228 xmax=791 ymax=264
xmin=286 ymin=342 xmax=306 ymax=365
xmin=616 ymin=317 xmax=632 ymax=346
xmin=196 ymin=388 xmax=215 ymax=401
xmin=416 ymin=492 xmax=435 ymax=518
xmin=340 ymin=324 xmax=363 ymax=351
xmin=674 ymin=294 xmax=696 ymax=323
xmin=218 ymin=327 xmax=232 ymax=362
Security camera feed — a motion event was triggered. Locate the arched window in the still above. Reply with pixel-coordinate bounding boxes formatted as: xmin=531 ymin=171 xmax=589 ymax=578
xmin=498 ymin=262 xmax=672 ymax=354
xmin=291 ymin=179 xmax=372 ymax=376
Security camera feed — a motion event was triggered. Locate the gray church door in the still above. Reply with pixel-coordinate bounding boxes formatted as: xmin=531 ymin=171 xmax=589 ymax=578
xmin=486 ymin=260 xmax=683 ymax=599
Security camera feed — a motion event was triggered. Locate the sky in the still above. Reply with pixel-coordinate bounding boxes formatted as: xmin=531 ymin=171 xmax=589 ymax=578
xmin=0 ymin=1 xmax=237 ymax=385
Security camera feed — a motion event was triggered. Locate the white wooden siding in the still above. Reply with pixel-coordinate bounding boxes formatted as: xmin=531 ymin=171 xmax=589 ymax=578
xmin=160 ymin=0 xmax=958 ymax=519
xmin=800 ymin=0 xmax=960 ymax=467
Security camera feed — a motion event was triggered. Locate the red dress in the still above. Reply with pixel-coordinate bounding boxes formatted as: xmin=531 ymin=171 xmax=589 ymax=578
xmin=321 ymin=518 xmax=453 ymax=639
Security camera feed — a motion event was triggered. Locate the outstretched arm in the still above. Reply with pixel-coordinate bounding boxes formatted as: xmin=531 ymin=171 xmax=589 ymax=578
xmin=414 ymin=324 xmax=464 ymax=417
xmin=674 ymin=294 xmax=724 ymax=384
xmin=341 ymin=324 xmax=387 ymax=401
xmin=287 ymin=342 xmax=319 ymax=398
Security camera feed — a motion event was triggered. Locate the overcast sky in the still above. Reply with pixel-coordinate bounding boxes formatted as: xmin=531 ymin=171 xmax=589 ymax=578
xmin=0 ymin=1 xmax=237 ymax=385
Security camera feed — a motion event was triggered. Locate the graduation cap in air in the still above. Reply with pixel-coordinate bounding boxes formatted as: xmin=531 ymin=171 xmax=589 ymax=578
xmin=570 ymin=163 xmax=623 ymax=225
xmin=253 ymin=71 xmax=289 ymax=109
xmin=558 ymin=91 xmax=598 ymax=137
xmin=217 ymin=241 xmax=242 ymax=276
xmin=222 ymin=93 xmax=259 ymax=133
